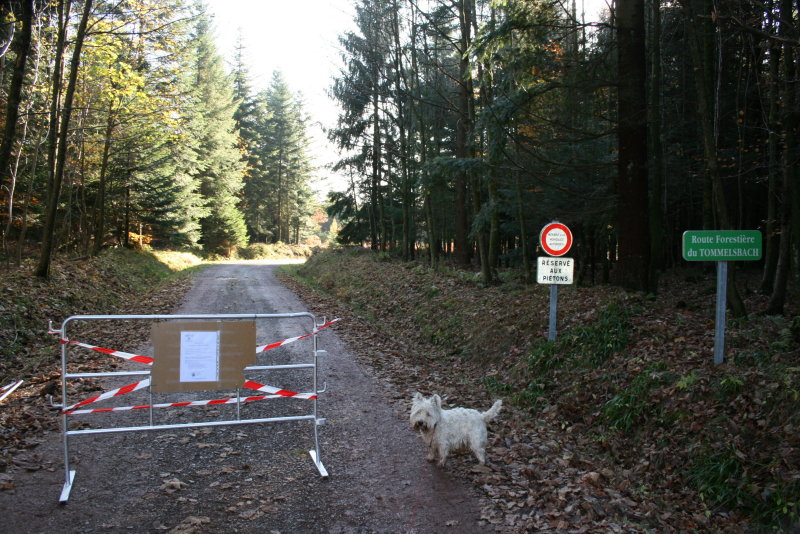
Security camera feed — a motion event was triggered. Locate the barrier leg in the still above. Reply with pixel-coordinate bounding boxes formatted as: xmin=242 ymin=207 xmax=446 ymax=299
xmin=309 ymin=450 xmax=328 ymax=477
xmin=309 ymin=417 xmax=328 ymax=477
xmin=59 ymin=335 xmax=75 ymax=503
xmin=310 ymin=323 xmax=328 ymax=477
xmin=59 ymin=469 xmax=76 ymax=504
xmin=60 ymin=412 xmax=75 ymax=503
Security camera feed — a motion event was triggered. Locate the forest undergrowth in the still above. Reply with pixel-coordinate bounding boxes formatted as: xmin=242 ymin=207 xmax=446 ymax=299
xmin=0 ymin=249 xmax=202 ymax=478
xmin=285 ymin=247 xmax=800 ymax=532
xmin=0 ymin=249 xmax=202 ymax=382
xmin=2 ymin=247 xmax=799 ymax=532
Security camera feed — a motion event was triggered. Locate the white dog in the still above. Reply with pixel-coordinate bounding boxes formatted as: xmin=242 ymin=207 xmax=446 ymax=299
xmin=410 ymin=392 xmax=502 ymax=467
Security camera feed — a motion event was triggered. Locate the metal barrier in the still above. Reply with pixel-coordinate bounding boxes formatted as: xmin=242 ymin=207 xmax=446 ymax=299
xmin=0 ymin=380 xmax=23 ymax=404
xmin=49 ymin=312 xmax=331 ymax=503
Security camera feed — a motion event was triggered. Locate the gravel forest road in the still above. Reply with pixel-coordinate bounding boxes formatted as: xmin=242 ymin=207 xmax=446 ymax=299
xmin=1 ymin=261 xmax=488 ymax=533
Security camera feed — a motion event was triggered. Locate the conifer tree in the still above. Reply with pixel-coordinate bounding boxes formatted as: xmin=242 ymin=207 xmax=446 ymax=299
xmin=233 ymin=37 xmax=273 ymax=243
xmin=189 ymin=4 xmax=247 ymax=255
xmin=244 ymin=71 xmax=315 ymax=244
xmin=116 ymin=0 xmax=207 ymax=249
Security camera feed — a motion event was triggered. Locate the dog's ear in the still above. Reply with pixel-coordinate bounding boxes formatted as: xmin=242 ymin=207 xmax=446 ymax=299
xmin=432 ymin=394 xmax=442 ymax=408
xmin=413 ymin=392 xmax=422 ymax=401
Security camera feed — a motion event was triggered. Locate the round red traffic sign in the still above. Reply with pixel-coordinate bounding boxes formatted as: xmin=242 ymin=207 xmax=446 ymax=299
xmin=540 ymin=222 xmax=573 ymax=256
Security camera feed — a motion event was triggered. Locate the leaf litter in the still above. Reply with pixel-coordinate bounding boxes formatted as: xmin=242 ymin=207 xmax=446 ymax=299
xmin=1 ymin=249 xmax=798 ymax=532
xmin=283 ymin=249 xmax=800 ymax=532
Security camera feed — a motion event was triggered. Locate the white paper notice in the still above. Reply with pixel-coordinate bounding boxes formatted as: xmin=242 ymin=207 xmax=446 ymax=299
xmin=179 ymin=331 xmax=220 ymax=382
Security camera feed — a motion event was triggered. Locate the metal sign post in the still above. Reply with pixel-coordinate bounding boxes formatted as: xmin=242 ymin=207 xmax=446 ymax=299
xmin=548 ymin=284 xmax=559 ymax=341
xmin=682 ymin=230 xmax=762 ymax=364
xmin=714 ymin=261 xmax=728 ymax=365
xmin=538 ymin=222 xmax=574 ymax=341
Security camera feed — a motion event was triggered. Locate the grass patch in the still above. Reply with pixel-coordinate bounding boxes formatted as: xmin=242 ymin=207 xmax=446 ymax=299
xmin=103 ymin=249 xmax=206 ymax=290
xmin=238 ymin=242 xmax=313 ymax=260
xmin=0 ymin=248 xmax=204 ymax=382
xmin=525 ymin=301 xmax=632 ymax=375
xmin=508 ymin=301 xmax=634 ymax=414
xmin=152 ymin=250 xmax=203 ymax=272
xmin=107 ymin=249 xmax=174 ymax=284
xmin=689 ymin=445 xmax=800 ymax=529
xmin=600 ymin=362 xmax=674 ymax=431
xmin=483 ymin=374 xmax=549 ymax=411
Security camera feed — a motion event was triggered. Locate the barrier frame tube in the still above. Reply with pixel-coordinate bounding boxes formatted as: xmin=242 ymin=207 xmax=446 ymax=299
xmin=53 ymin=312 xmax=329 ymax=503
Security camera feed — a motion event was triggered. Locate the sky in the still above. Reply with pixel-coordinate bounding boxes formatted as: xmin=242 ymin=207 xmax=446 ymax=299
xmin=203 ymin=0 xmax=611 ymax=198
xmin=204 ymin=0 xmax=357 ymax=197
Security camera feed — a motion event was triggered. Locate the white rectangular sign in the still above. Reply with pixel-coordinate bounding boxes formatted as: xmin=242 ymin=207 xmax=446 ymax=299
xmin=179 ymin=330 xmax=220 ymax=382
xmin=537 ymin=257 xmax=574 ymax=284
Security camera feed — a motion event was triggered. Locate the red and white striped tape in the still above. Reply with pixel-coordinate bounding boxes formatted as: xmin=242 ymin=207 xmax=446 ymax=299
xmin=256 ymin=318 xmax=340 ymax=352
xmin=52 ymin=317 xmax=339 ymax=365
xmin=62 ymin=393 xmax=291 ymax=415
xmin=63 ymin=380 xmax=316 ymax=415
xmin=63 ymin=378 xmax=151 ymax=412
xmin=63 ymin=377 xmax=316 ymax=414
xmin=59 ymin=337 xmax=154 ymax=365
xmin=56 ymin=319 xmax=337 ymax=414
xmin=242 ymin=380 xmax=317 ymax=400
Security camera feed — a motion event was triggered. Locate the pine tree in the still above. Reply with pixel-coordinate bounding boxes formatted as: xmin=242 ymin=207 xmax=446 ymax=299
xmin=245 ymin=71 xmax=315 ymax=244
xmin=117 ymin=0 xmax=207 ymax=249
xmin=189 ymin=4 xmax=247 ymax=256
xmin=328 ymin=0 xmax=394 ymax=250
xmin=234 ymin=38 xmax=273 ymax=243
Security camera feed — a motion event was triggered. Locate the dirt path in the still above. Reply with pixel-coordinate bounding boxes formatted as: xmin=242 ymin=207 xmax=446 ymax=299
xmin=1 ymin=261 xmax=488 ymax=533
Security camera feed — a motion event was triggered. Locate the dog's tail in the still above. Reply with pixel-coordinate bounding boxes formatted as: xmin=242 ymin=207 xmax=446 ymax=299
xmin=482 ymin=400 xmax=503 ymax=422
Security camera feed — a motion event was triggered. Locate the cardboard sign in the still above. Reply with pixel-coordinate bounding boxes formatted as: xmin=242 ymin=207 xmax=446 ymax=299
xmin=151 ymin=321 xmax=255 ymax=393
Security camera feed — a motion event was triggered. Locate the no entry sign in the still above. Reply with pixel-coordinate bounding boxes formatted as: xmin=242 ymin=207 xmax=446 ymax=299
xmin=538 ymin=221 xmax=574 ymax=342
xmin=540 ymin=222 xmax=573 ymax=256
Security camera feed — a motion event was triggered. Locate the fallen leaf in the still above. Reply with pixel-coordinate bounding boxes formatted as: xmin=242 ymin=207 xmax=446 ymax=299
xmin=160 ymin=478 xmax=187 ymax=494
xmin=167 ymin=516 xmax=210 ymax=534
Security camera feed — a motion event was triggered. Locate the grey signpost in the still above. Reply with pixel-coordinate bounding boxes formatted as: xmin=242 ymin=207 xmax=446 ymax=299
xmin=538 ymin=222 xmax=574 ymax=341
xmin=682 ymin=230 xmax=762 ymax=364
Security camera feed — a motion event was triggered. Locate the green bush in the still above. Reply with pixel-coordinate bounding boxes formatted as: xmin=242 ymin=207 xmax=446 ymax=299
xmin=238 ymin=242 xmax=313 ymax=259
xmin=600 ymin=362 xmax=671 ymax=431
xmin=688 ymin=446 xmax=800 ymax=528
xmin=525 ymin=301 xmax=632 ymax=375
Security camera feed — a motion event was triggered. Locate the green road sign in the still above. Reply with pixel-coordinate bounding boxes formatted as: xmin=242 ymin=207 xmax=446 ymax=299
xmin=682 ymin=230 xmax=762 ymax=261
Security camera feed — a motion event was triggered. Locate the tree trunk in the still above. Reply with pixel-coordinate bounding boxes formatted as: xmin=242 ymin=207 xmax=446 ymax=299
xmin=371 ymin=89 xmax=383 ymax=251
xmin=514 ymin=170 xmax=531 ymax=283
xmin=472 ymin=176 xmax=490 ymax=283
xmin=35 ymin=0 xmax=92 ymax=278
xmin=615 ymin=0 xmax=652 ymax=292
xmin=391 ymin=0 xmax=412 ymax=260
xmin=124 ymin=186 xmax=130 ymax=248
xmin=480 ymin=7 xmax=499 ymax=283
xmin=92 ymin=105 xmax=115 ymax=256
xmin=453 ymin=0 xmax=473 ymax=267
xmin=647 ymin=0 xmax=665 ymax=283
xmin=487 ymin=170 xmax=499 ymax=274
xmin=0 ymin=0 xmax=34 ymax=258
xmin=683 ymin=0 xmax=747 ymax=316
xmin=765 ymin=0 xmax=797 ymax=315
xmin=761 ymin=1 xmax=781 ymax=292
